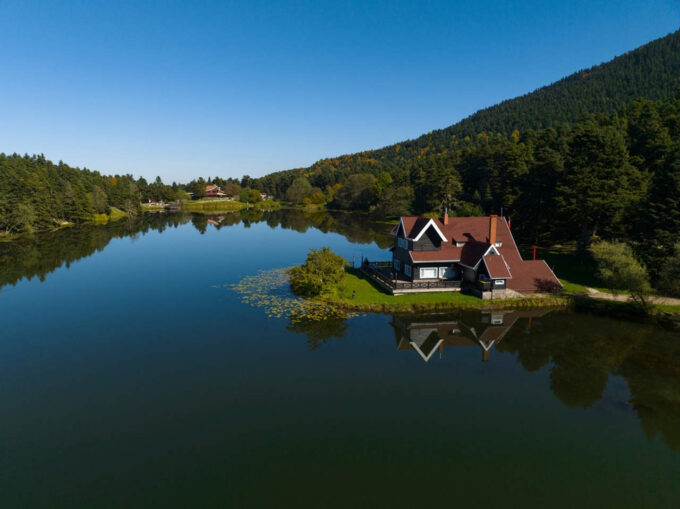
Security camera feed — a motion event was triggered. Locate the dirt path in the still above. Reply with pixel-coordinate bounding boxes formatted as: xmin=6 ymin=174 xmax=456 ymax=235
xmin=585 ymin=287 xmax=680 ymax=305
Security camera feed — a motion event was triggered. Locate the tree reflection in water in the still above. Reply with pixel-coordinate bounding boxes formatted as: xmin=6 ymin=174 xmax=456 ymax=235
xmin=3 ymin=209 xmax=678 ymax=453
xmin=0 ymin=209 xmax=393 ymax=291
xmin=299 ymin=309 xmax=680 ymax=452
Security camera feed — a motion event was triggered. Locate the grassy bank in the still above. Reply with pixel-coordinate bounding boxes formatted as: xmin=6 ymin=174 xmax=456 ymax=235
xmin=312 ymin=269 xmax=680 ymax=325
xmin=1 ymin=208 xmax=128 ymax=241
xmin=180 ymin=199 xmax=281 ymax=212
xmin=91 ymin=207 xmax=128 ymax=224
xmin=317 ymin=268 xmax=570 ymax=313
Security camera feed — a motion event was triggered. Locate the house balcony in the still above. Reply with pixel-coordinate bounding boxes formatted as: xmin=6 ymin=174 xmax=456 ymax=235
xmin=361 ymin=261 xmax=462 ymax=294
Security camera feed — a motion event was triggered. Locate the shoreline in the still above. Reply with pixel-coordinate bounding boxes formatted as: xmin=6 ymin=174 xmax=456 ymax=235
xmin=304 ymin=268 xmax=680 ymax=328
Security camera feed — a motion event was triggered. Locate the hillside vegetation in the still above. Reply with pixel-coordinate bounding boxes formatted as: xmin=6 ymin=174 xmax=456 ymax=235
xmin=251 ymin=30 xmax=680 ymax=289
xmin=257 ymin=30 xmax=680 ymax=199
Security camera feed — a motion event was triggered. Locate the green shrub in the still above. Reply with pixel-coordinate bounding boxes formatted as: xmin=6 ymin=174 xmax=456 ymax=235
xmin=288 ymin=247 xmax=348 ymax=298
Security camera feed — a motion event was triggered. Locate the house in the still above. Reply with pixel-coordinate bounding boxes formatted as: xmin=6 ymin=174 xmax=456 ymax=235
xmin=388 ymin=213 xmax=561 ymax=297
xmin=205 ymin=185 xmax=226 ymax=198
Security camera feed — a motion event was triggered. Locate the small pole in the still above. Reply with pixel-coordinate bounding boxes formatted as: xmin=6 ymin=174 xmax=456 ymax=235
xmin=532 ymin=245 xmax=537 ymax=261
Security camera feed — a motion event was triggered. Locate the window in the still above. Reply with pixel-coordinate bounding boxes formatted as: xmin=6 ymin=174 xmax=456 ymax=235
xmin=420 ymin=267 xmax=438 ymax=279
xmin=397 ymin=237 xmax=408 ymax=249
xmin=440 ymin=266 xmax=456 ymax=278
xmin=393 ymin=259 xmax=401 ymax=271
xmin=456 ymin=241 xmax=466 ymax=247
xmin=494 ymin=279 xmax=504 ymax=286
xmin=405 ymin=264 xmax=412 ymax=277
xmin=495 ymin=241 xmax=503 ymax=247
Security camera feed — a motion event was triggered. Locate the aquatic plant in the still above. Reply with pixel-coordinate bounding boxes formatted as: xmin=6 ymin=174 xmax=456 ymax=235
xmin=230 ymin=268 xmax=351 ymax=323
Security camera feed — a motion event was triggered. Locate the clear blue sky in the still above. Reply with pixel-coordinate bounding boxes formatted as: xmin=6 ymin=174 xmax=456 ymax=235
xmin=1 ymin=0 xmax=678 ymax=182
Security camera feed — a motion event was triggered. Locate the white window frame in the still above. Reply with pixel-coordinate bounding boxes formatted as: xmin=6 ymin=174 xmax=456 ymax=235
xmin=494 ymin=279 xmax=504 ymax=286
xmin=419 ymin=267 xmax=438 ymax=279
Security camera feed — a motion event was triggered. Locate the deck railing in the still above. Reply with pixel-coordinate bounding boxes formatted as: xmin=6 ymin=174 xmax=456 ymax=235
xmin=362 ymin=261 xmax=462 ymax=291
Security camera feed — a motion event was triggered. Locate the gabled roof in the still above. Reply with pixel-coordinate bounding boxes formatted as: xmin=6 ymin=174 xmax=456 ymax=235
xmin=397 ymin=217 xmax=447 ymax=242
xmin=459 ymin=241 xmax=491 ymax=268
xmin=393 ymin=215 xmax=562 ymax=292
xmin=483 ymin=254 xmax=512 ymax=279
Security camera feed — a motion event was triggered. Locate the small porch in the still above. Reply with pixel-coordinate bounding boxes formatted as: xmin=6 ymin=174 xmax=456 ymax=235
xmin=361 ymin=260 xmax=463 ymax=294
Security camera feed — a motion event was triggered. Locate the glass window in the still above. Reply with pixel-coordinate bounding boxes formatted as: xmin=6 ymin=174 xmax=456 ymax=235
xmin=420 ymin=267 xmax=438 ymax=279
xmin=405 ymin=264 xmax=412 ymax=277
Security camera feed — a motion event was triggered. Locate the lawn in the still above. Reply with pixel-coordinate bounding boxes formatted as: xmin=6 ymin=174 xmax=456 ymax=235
xmin=91 ymin=207 xmax=128 ymax=224
xmin=181 ymin=200 xmax=245 ymax=212
xmin=324 ymin=268 xmax=568 ymax=312
xmin=559 ymin=279 xmax=590 ymax=294
xmin=181 ymin=199 xmax=281 ymax=212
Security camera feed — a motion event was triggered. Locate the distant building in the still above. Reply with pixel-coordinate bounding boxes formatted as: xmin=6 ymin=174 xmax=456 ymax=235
xmin=205 ymin=185 xmax=226 ymax=198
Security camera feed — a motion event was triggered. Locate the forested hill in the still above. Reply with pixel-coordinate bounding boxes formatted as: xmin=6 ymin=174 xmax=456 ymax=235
xmin=250 ymin=30 xmax=680 ymax=294
xmin=256 ymin=29 xmax=680 ymax=194
xmin=429 ymin=28 xmax=680 ymax=138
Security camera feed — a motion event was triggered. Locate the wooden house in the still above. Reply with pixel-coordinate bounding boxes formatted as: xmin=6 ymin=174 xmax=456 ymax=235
xmin=389 ymin=213 xmax=561 ymax=297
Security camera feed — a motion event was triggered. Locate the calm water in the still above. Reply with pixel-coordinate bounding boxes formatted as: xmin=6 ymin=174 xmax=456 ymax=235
xmin=1 ymin=210 xmax=679 ymax=507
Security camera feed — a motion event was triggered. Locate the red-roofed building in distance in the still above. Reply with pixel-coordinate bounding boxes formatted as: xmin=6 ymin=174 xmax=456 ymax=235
xmin=378 ymin=213 xmax=561 ymax=298
xmin=205 ymin=185 xmax=226 ymax=198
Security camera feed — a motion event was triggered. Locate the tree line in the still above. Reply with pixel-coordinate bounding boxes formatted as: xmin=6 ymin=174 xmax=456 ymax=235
xmin=0 ymin=154 xmax=271 ymax=235
xmin=254 ymin=95 xmax=680 ymax=293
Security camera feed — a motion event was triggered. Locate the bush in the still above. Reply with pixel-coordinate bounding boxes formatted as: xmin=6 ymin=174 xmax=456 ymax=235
xmin=591 ymin=241 xmax=651 ymax=310
xmin=288 ymin=247 xmax=348 ymax=298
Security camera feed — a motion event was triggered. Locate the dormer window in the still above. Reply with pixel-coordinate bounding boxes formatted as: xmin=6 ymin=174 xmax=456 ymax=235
xmin=495 ymin=242 xmax=503 ymax=247
xmin=456 ymin=241 xmax=466 ymax=247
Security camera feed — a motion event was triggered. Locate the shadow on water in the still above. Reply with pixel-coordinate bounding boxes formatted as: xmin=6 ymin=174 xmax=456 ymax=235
xmin=0 ymin=209 xmax=393 ymax=291
xmin=291 ymin=308 xmax=680 ymax=453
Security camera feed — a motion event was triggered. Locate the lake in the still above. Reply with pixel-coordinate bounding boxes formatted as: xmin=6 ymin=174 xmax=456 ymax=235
xmin=1 ymin=210 xmax=679 ymax=507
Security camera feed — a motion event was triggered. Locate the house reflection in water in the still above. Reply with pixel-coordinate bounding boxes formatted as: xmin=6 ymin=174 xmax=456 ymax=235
xmin=391 ymin=310 xmax=551 ymax=362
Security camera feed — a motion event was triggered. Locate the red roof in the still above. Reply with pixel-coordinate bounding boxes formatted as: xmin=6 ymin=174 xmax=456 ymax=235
xmin=506 ymin=260 xmax=562 ymax=293
xmin=399 ymin=217 xmax=436 ymax=239
xmin=483 ymin=255 xmax=511 ymax=279
xmin=395 ymin=215 xmax=562 ymax=293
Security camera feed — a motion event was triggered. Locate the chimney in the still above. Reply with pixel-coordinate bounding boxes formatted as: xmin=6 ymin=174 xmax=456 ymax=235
xmin=489 ymin=214 xmax=498 ymax=245
xmin=443 ymin=208 xmax=449 ymax=226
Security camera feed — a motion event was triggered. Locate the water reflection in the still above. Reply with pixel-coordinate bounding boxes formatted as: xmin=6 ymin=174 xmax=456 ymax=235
xmin=0 ymin=209 xmax=392 ymax=291
xmin=293 ymin=310 xmax=680 ymax=452
xmin=392 ymin=310 xmax=550 ymax=362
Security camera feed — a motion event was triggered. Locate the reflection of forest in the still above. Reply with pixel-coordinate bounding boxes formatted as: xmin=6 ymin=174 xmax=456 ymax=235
xmin=0 ymin=209 xmax=393 ymax=290
xmin=389 ymin=310 xmax=680 ymax=452
xmin=0 ymin=213 xmax=192 ymax=290
xmin=496 ymin=313 xmax=680 ymax=453
xmin=199 ymin=208 xmax=393 ymax=248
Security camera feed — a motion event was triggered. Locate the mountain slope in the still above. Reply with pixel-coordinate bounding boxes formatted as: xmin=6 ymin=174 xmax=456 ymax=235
xmin=256 ymin=29 xmax=680 ymax=192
